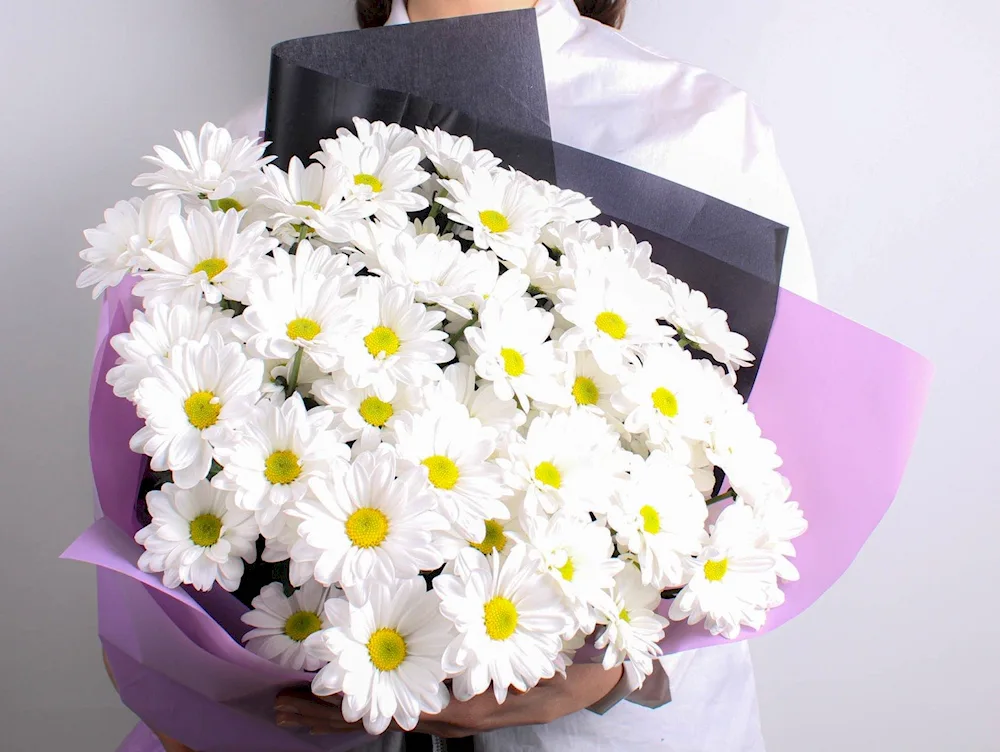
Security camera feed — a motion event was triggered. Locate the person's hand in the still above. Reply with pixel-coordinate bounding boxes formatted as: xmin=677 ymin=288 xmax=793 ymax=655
xmin=274 ymin=662 xmax=624 ymax=737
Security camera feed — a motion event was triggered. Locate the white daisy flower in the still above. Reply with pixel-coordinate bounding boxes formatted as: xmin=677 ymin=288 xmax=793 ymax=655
xmin=521 ymin=243 xmax=561 ymax=297
xmin=438 ymin=167 xmax=550 ymax=268
xmin=212 ymin=393 xmax=349 ymax=535
xmin=391 ymin=403 xmax=510 ymax=542
xmin=500 ymin=409 xmax=629 ymax=519
xmin=416 ymin=126 xmax=501 ymax=180
xmin=238 ymin=243 xmax=365 ymax=373
xmin=349 ymin=117 xmax=420 ymax=152
xmin=596 ymin=222 xmax=670 ymax=286
xmin=373 ymin=233 xmax=486 ymax=319
xmin=613 ymin=344 xmax=722 ymax=445
xmin=289 ymin=444 xmax=447 ymax=600
xmin=557 ymin=260 xmax=671 ymax=376
xmin=521 ymin=512 xmax=624 ymax=633
xmin=135 ymin=207 xmax=277 ymax=306
xmin=311 ymin=578 xmax=452 ymax=734
xmin=662 ymin=276 xmax=754 ymax=370
xmin=341 ymin=277 xmax=453 ymax=400
xmin=419 ymin=363 xmax=526 ymax=439
xmin=705 ymin=402 xmax=783 ymax=496
xmin=464 ymin=273 xmax=567 ymax=409
xmin=668 ymin=502 xmax=778 ymax=639
xmin=130 ymin=335 xmax=263 ymax=489
xmin=539 ymin=349 xmax=625 ymax=420
xmin=609 ymin=451 xmax=708 ymax=589
xmin=135 ymin=480 xmax=258 ymax=592
xmin=540 ymin=217 xmax=602 ymax=255
xmin=737 ymin=474 xmax=807 ymax=582
xmin=310 ymin=374 xmax=422 ymax=456
xmin=515 ymin=172 xmax=600 ymax=224
xmin=241 ymin=580 xmax=334 ymax=671
xmin=594 ymin=564 xmax=669 ymax=679
xmin=76 ymin=194 xmax=181 ymax=298
xmin=106 ymin=302 xmax=233 ymax=402
xmin=258 ymin=157 xmax=373 ymax=244
xmin=435 ymin=546 xmax=572 ymax=703
xmin=313 ymin=127 xmax=429 ymax=229
xmin=133 ymin=122 xmax=271 ymax=200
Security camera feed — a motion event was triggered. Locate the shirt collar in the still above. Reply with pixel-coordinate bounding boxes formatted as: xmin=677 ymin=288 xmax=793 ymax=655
xmin=386 ymin=0 xmax=583 ymax=46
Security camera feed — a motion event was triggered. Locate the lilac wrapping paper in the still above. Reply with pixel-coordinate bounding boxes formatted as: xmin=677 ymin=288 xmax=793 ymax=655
xmin=63 ymin=280 xmax=931 ymax=750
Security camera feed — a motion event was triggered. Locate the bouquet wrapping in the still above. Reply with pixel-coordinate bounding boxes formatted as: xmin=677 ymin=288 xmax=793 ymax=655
xmin=64 ymin=11 xmax=932 ymax=751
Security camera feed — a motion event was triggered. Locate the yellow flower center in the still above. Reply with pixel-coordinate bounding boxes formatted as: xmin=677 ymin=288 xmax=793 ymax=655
xmin=572 ymin=376 xmax=600 ymax=406
xmin=286 ymin=317 xmax=321 ymax=342
xmin=264 ymin=450 xmax=301 ymax=486
xmin=364 ymin=326 xmax=401 ymax=358
xmin=595 ymin=311 xmax=627 ymax=340
xmin=483 ymin=596 xmax=519 ymax=641
xmin=639 ymin=505 xmax=661 ymax=535
xmin=358 ymin=396 xmax=394 ymax=428
xmin=422 ymin=455 xmax=460 ymax=490
xmin=470 ymin=520 xmax=507 ymax=555
xmin=189 ymin=513 xmax=222 ymax=547
xmin=704 ymin=558 xmax=729 ymax=582
xmin=500 ymin=347 xmax=525 ymax=377
xmin=354 ymin=173 xmax=384 ymax=193
xmin=184 ymin=390 xmax=221 ymax=430
xmin=534 ymin=461 xmax=562 ymax=489
xmin=619 ymin=608 xmax=631 ymax=623
xmin=651 ymin=387 xmax=678 ymax=418
xmin=296 ymin=200 xmax=323 ymax=211
xmin=191 ymin=258 xmax=228 ymax=281
xmin=367 ymin=627 xmax=407 ymax=671
xmin=345 ymin=507 xmax=389 ymax=549
xmin=557 ymin=557 xmax=575 ymax=582
xmin=479 ymin=210 xmax=510 ymax=233
xmin=214 ymin=197 xmax=244 ymax=212
xmin=284 ymin=610 xmax=322 ymax=642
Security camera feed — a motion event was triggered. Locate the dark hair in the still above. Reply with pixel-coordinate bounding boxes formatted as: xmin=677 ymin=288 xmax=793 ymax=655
xmin=356 ymin=0 xmax=628 ymax=30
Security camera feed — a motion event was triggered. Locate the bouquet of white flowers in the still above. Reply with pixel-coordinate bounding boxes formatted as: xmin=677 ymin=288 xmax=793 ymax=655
xmin=76 ymin=119 xmax=806 ymax=734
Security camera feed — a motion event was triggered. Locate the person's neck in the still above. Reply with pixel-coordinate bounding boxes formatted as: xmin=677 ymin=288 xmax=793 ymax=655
xmin=406 ymin=0 xmax=539 ymax=22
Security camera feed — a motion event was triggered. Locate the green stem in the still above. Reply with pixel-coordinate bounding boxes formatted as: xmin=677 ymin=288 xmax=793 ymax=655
xmin=677 ymin=336 xmax=693 ymax=349
xmin=706 ymin=488 xmax=736 ymax=505
xmin=428 ymin=188 xmax=448 ymax=221
xmin=285 ymin=348 xmax=304 ymax=398
xmin=448 ymin=312 xmax=478 ymax=346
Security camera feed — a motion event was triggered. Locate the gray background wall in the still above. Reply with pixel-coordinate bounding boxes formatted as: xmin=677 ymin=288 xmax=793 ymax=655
xmin=0 ymin=1 xmax=994 ymax=750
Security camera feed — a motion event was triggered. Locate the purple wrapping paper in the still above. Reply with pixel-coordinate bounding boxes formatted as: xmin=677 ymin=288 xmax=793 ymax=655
xmin=63 ymin=280 xmax=931 ymax=750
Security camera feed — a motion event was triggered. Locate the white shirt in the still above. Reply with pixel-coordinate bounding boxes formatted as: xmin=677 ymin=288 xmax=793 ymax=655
xmin=227 ymin=1 xmax=819 ymax=748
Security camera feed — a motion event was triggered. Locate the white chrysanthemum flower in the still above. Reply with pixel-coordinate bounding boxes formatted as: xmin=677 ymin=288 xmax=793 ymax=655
xmin=438 ymin=167 xmax=550 ymax=267
xmin=313 ymin=127 xmax=429 ymax=229
xmin=613 ymin=344 xmax=721 ymax=445
xmin=435 ymin=546 xmax=572 ymax=703
xmin=540 ymin=217 xmax=602 ymax=254
xmin=521 ymin=512 xmax=623 ymax=633
xmin=522 ymin=243 xmax=561 ymax=297
xmin=212 ymin=393 xmax=348 ymax=535
xmin=289 ymin=445 xmax=447 ymax=600
xmin=258 ymin=157 xmax=373 ymax=244
xmin=418 ymin=363 xmax=526 ymax=438
xmin=609 ymin=451 xmax=709 ymax=589
xmin=238 ymin=242 xmax=364 ymax=373
xmin=736 ymin=474 xmax=807 ymax=582
xmin=391 ymin=403 xmax=509 ymax=541
xmin=310 ymin=374 xmax=422 ymax=456
xmin=663 ymin=276 xmax=754 ymax=370
xmin=705 ymin=402 xmax=783 ymax=496
xmin=135 ymin=208 xmax=277 ymax=306
xmin=416 ymin=125 xmax=501 ymax=179
xmin=596 ymin=222 xmax=670 ymax=286
xmin=516 ymin=172 xmax=600 ymax=224
xmin=341 ymin=277 xmax=453 ymax=400
xmin=500 ymin=409 xmax=628 ymax=519
xmin=135 ymin=481 xmax=258 ymax=592
xmin=130 ymin=335 xmax=263 ymax=489
xmin=106 ymin=302 xmax=233 ymax=402
xmin=465 ymin=273 xmax=566 ymax=408
xmin=594 ymin=564 xmax=669 ymax=679
xmin=241 ymin=580 xmax=334 ymax=671
xmin=76 ymin=194 xmax=181 ymax=298
xmin=374 ymin=233 xmax=486 ymax=319
xmin=668 ymin=502 xmax=778 ymax=639
xmin=557 ymin=260 xmax=671 ymax=376
xmin=133 ymin=122 xmax=271 ymax=200
xmin=540 ymin=349 xmax=625 ymax=420
xmin=311 ymin=578 xmax=452 ymax=734
xmin=349 ymin=117 xmax=420 ymax=152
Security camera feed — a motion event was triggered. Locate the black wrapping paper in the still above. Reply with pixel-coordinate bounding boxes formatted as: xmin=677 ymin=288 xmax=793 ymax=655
xmin=265 ymin=10 xmax=786 ymax=396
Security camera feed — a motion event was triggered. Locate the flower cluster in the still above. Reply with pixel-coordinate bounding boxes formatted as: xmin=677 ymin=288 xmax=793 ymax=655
xmin=79 ymin=120 xmax=806 ymax=733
